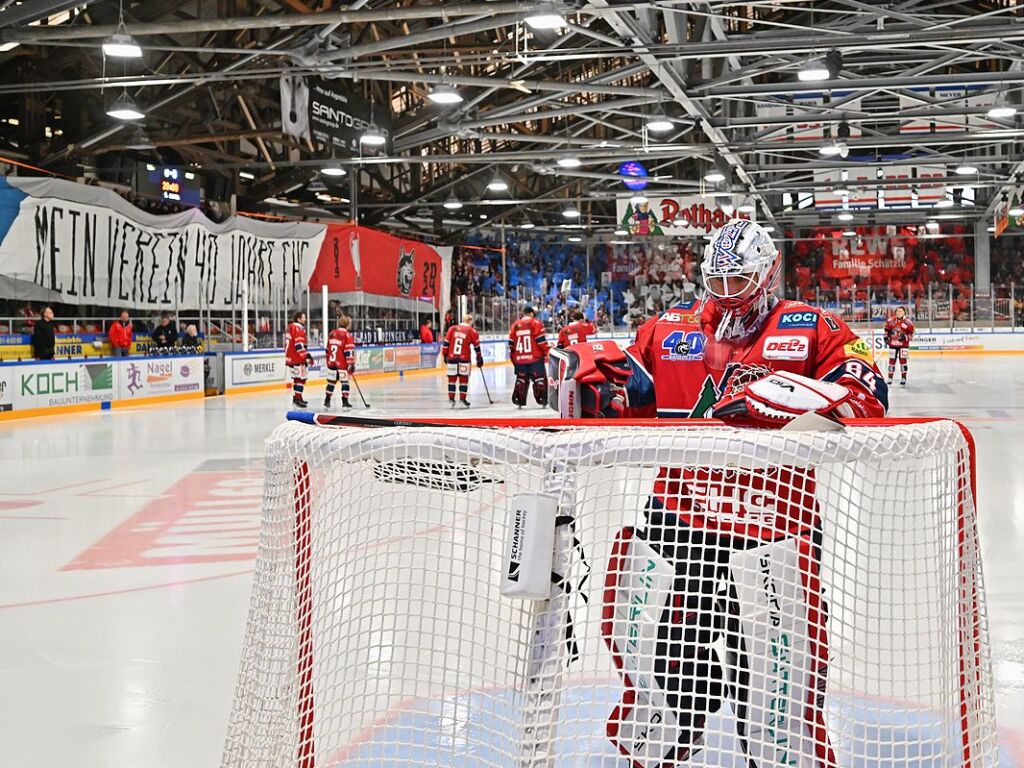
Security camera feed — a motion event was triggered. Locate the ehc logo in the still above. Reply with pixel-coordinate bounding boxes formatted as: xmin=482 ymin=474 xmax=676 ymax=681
xmin=762 ymin=335 xmax=809 ymax=361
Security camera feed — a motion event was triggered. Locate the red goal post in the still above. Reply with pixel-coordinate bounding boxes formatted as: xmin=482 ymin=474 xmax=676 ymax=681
xmin=223 ymin=416 xmax=996 ymax=768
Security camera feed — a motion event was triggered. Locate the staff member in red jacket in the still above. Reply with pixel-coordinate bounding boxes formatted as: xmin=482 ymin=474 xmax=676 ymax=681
xmin=420 ymin=319 xmax=435 ymax=344
xmin=108 ymin=310 xmax=133 ymax=357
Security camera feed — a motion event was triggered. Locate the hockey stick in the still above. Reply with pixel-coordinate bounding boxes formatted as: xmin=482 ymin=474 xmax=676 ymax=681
xmin=478 ymin=365 xmax=495 ymax=405
xmin=350 ymin=373 xmax=371 ymax=408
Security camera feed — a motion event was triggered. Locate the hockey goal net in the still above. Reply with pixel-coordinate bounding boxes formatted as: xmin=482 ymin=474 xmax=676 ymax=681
xmin=222 ymin=417 xmax=996 ymax=768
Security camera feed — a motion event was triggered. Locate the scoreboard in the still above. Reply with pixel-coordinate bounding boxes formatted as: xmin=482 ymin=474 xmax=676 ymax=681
xmin=137 ymin=164 xmax=202 ymax=207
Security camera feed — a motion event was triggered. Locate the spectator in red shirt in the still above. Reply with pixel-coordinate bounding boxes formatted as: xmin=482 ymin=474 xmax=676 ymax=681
xmin=108 ymin=310 xmax=133 ymax=357
xmin=419 ymin=319 xmax=435 ymax=344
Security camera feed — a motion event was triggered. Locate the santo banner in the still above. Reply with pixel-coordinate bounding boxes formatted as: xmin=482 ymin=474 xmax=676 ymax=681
xmin=0 ymin=177 xmax=322 ymax=310
xmin=306 ymin=224 xmax=443 ymax=311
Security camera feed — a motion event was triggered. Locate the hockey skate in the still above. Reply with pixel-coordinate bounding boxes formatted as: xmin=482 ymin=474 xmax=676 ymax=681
xmin=292 ymin=396 xmax=308 ymax=409
xmin=459 ymin=400 xmax=471 ymax=409
xmin=323 ymin=395 xmax=332 ymax=409
xmin=341 ymin=399 xmax=353 ymax=408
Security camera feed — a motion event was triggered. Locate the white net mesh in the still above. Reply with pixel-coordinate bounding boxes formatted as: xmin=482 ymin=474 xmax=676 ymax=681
xmin=222 ymin=419 xmax=996 ymax=768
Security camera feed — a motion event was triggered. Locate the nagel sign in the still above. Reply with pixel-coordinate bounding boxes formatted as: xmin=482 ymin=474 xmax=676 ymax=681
xmin=616 ymin=195 xmax=751 ymax=237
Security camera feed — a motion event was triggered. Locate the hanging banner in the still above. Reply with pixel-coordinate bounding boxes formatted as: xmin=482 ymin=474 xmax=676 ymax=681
xmin=0 ymin=177 xmax=324 ymax=310
xmin=280 ymin=74 xmax=311 ymax=142
xmin=281 ymin=76 xmax=393 ymax=153
xmin=616 ymin=195 xmax=750 ymax=237
xmin=813 ymin=165 xmax=947 ymax=209
xmin=754 ymin=93 xmax=863 ymax=143
xmin=307 ymin=224 xmax=443 ymax=310
xmin=807 ymin=226 xmax=968 ymax=280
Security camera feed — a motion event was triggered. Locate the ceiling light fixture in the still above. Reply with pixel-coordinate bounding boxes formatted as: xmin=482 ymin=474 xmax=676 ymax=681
xmin=819 ymin=140 xmax=847 ymax=157
xmin=838 ymin=212 xmax=853 ymax=221
xmin=562 ymin=203 xmax=580 ymax=219
xmin=487 ymin=173 xmax=509 ymax=192
xmin=428 ymin=83 xmax=463 ymax=105
xmin=321 ymin=165 xmax=346 ymax=177
xmin=238 ymin=171 xmax=255 ymax=181
xmin=628 ymin=194 xmax=648 ymax=205
xmin=645 ymin=106 xmax=674 ymax=133
xmin=103 ymin=32 xmax=143 ymax=58
xmin=520 ymin=220 xmax=535 ymax=230
xmin=443 ymin=194 xmax=463 ymax=210
xmin=557 ymin=156 xmax=581 ymax=169
xmin=987 ymin=104 xmax=1017 ymax=119
xmin=737 ymin=198 xmax=756 ymax=214
xmin=842 ymin=229 xmax=856 ymax=237
xmin=798 ymin=58 xmax=830 ymax=82
xmin=568 ymin=235 xmax=582 ymax=242
xmin=614 ymin=228 xmax=628 ymax=236
xmin=954 ymin=164 xmax=978 ymax=175
xmin=360 ymin=123 xmax=386 ymax=146
xmin=106 ymin=92 xmax=145 ymax=121
xmin=704 ymin=169 xmax=726 ymax=183
xmin=524 ymin=3 xmax=566 ymax=30
xmin=1009 ymin=203 xmax=1024 ymax=217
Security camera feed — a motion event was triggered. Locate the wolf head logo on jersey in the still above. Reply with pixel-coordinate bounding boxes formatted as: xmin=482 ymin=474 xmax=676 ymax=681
xmin=397 ymin=246 xmax=415 ymax=296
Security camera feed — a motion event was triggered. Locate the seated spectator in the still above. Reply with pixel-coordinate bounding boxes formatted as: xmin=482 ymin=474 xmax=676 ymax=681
xmin=179 ymin=324 xmax=203 ymax=353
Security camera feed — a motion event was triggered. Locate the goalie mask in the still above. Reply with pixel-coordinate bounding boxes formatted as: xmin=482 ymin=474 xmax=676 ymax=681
xmin=700 ymin=219 xmax=781 ymax=341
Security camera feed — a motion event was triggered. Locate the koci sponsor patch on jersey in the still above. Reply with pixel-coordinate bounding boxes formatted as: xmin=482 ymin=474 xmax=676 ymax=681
xmin=762 ymin=335 xmax=809 ymax=360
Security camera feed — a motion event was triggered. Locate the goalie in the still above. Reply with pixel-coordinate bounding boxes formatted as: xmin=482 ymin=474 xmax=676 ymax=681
xmin=553 ymin=219 xmax=888 ymax=768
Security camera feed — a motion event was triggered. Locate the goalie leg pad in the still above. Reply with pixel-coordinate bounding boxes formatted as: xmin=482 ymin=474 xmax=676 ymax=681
xmin=512 ymin=375 xmax=529 ymax=406
xmin=602 ymin=525 xmax=726 ymax=767
xmin=722 ymin=536 xmax=834 ymax=768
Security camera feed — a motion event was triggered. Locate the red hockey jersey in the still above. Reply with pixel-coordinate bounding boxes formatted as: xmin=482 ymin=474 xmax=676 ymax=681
xmin=623 ymin=300 xmax=888 ymax=540
xmin=884 ymin=317 xmax=915 ymax=348
xmin=442 ymin=323 xmax=481 ymax=363
xmin=326 ymin=328 xmax=355 ymax=370
xmin=284 ymin=322 xmax=310 ymax=366
xmin=557 ymin=320 xmax=596 ymax=348
xmin=508 ymin=317 xmax=549 ymax=364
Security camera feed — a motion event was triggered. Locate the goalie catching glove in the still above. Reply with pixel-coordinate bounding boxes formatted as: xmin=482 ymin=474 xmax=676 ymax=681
xmin=550 ymin=342 xmax=632 ymax=418
xmin=712 ymin=370 xmax=861 ymax=426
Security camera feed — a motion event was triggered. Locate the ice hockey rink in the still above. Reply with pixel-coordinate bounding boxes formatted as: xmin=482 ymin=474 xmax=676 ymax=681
xmin=1 ymin=355 xmax=1022 ymax=768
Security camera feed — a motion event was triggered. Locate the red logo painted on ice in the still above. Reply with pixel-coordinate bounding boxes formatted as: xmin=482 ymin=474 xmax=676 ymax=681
xmin=63 ymin=462 xmax=264 ymax=570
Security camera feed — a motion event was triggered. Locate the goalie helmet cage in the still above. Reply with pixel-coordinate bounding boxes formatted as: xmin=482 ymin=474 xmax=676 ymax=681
xmin=222 ymin=417 xmax=997 ymax=768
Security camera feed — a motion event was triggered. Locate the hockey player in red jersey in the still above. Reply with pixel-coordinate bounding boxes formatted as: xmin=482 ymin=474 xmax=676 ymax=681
xmin=284 ymin=311 xmax=314 ymax=408
xmin=441 ymin=314 xmax=483 ymax=408
xmin=884 ymin=306 xmax=915 ymax=387
xmin=557 ymin=310 xmax=596 ymax=348
xmin=554 ymin=219 xmax=888 ymax=768
xmin=324 ymin=315 xmax=356 ymax=409
xmin=508 ymin=306 xmax=550 ymax=407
